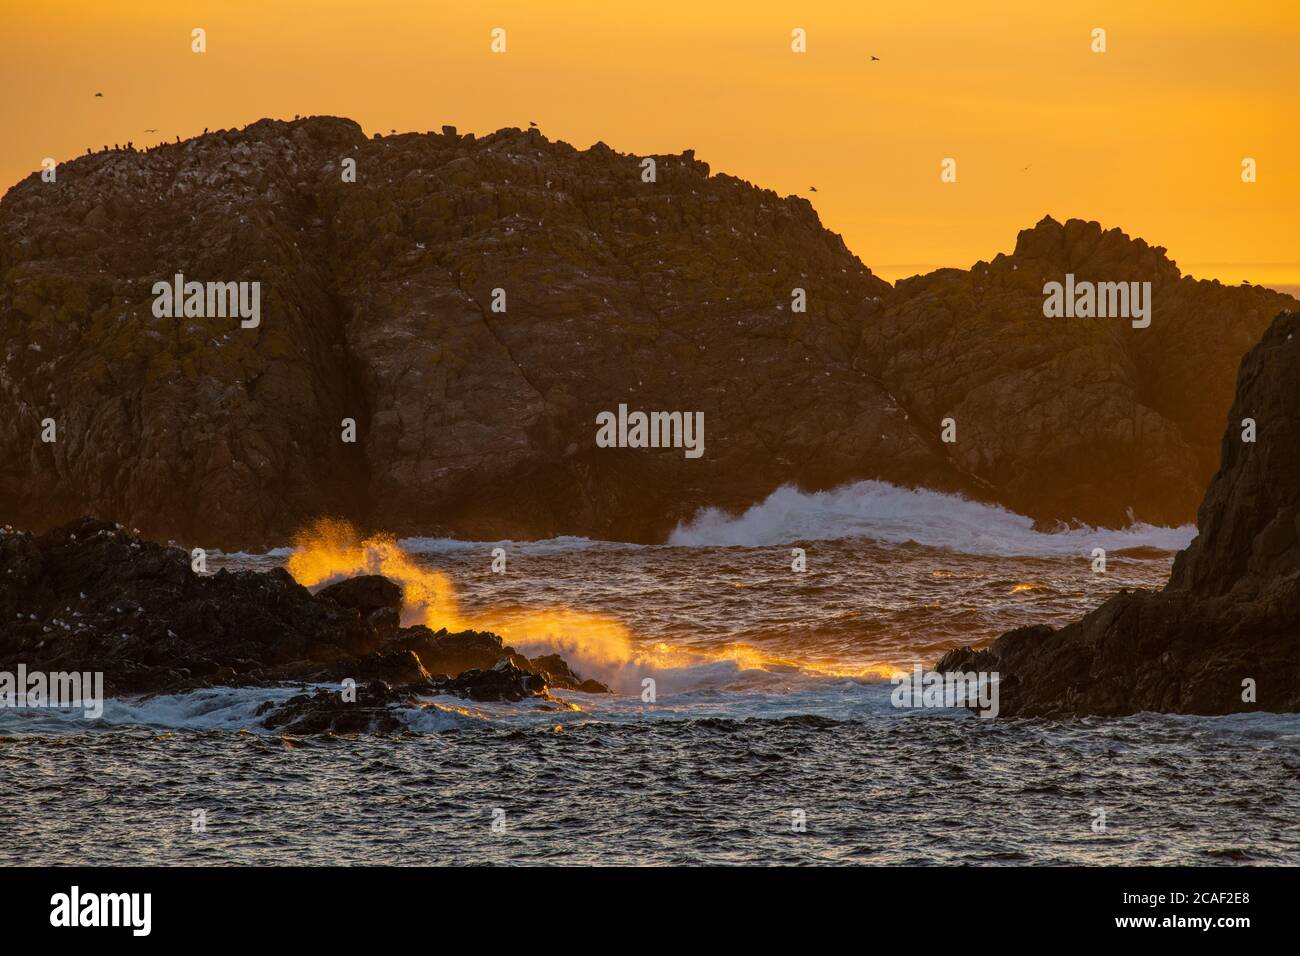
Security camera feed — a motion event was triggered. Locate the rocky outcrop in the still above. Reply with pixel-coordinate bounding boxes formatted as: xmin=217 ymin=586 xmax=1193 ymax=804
xmin=257 ymin=681 xmax=414 ymax=735
xmin=0 ymin=517 xmax=609 ymax=725
xmin=439 ymin=659 xmax=557 ymax=703
xmin=864 ymin=217 xmax=1295 ymax=528
xmin=1 ymin=119 xmax=1292 ymax=547
xmin=0 ymin=117 xmax=947 ymax=549
xmin=937 ymin=311 xmax=1300 ymax=717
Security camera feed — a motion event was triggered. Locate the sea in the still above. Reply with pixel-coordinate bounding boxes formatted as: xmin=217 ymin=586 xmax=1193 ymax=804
xmin=3 ymin=481 xmax=1297 ymax=865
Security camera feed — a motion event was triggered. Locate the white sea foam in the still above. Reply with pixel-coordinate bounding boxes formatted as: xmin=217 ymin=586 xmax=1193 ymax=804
xmin=0 ymin=686 xmax=490 ymax=734
xmin=215 ymin=481 xmax=1193 ymax=561
xmin=0 ymin=686 xmax=299 ymax=734
xmin=667 ymin=480 xmax=1195 ymax=556
xmin=208 ymin=545 xmax=294 ymax=561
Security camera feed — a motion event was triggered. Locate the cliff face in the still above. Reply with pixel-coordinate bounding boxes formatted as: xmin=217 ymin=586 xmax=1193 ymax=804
xmin=0 ymin=119 xmax=372 ymax=547
xmin=938 ymin=311 xmax=1300 ymax=717
xmin=864 ymin=217 xmax=1295 ymax=528
xmin=1 ymin=117 xmax=1294 ymax=548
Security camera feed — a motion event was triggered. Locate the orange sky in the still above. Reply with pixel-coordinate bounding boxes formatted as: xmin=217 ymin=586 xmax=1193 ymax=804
xmin=2 ymin=0 xmax=1297 ymax=287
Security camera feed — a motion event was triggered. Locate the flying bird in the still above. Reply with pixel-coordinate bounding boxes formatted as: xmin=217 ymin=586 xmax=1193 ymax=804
xmin=144 ymin=128 xmax=158 ymax=133
xmin=809 ymin=186 xmax=818 ymax=192
xmin=870 ymin=56 xmax=880 ymax=61
xmin=529 ymin=121 xmax=538 ymax=128
xmin=94 ymin=92 xmax=103 ymax=97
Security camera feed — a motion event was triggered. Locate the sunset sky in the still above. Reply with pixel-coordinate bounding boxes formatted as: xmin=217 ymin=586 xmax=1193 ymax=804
xmin=2 ymin=0 xmax=1297 ymax=289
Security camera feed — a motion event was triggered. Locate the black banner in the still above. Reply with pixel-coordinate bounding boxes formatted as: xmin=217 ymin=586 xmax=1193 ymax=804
xmin=0 ymin=865 xmax=1282 ymax=941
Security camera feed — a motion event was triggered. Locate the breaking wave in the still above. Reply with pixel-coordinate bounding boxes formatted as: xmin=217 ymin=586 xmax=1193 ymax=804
xmin=667 ymin=480 xmax=1195 ymax=556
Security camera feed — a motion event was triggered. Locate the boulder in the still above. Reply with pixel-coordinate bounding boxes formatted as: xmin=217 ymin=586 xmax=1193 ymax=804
xmin=316 ymin=575 xmax=403 ymax=618
xmin=258 ymin=680 xmax=411 ymax=735
xmin=434 ymin=658 xmax=554 ymax=703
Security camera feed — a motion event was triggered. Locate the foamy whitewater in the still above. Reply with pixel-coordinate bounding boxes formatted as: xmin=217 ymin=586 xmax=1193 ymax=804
xmin=667 ymin=480 xmax=1195 ymax=555
xmin=3 ymin=482 xmax=1295 ymax=865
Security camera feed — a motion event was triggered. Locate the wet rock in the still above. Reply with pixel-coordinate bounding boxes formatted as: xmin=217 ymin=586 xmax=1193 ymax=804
xmin=0 ymin=518 xmax=376 ymax=695
xmin=390 ymin=625 xmax=525 ymax=677
xmin=258 ymin=680 xmax=411 ymax=735
xmin=282 ymin=648 xmax=432 ymax=687
xmin=316 ymin=575 xmax=403 ymax=618
xmin=528 ymin=652 xmax=611 ymax=693
xmin=434 ymin=658 xmax=552 ymax=702
xmin=316 ymin=574 xmax=403 ymax=637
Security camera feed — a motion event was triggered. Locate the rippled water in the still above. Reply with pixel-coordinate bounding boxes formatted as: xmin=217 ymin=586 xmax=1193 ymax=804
xmin=3 ymin=484 xmax=1296 ymax=865
xmin=4 ymin=708 xmax=1297 ymax=865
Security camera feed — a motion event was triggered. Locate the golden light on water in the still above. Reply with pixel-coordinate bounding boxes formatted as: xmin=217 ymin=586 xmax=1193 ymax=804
xmin=287 ymin=517 xmax=465 ymax=629
xmin=285 ymin=517 xmax=894 ymax=686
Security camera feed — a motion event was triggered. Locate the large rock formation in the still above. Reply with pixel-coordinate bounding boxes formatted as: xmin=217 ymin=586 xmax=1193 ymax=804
xmin=937 ymin=311 xmax=1300 ymax=717
xmin=0 ymin=117 xmax=948 ymax=549
xmin=864 ymin=217 xmax=1295 ymax=528
xmin=1 ymin=117 xmax=1292 ymax=547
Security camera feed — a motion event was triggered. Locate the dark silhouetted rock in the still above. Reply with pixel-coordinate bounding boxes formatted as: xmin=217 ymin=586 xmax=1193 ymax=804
xmin=937 ymin=311 xmax=1300 ymax=717
xmin=2 ymin=121 xmax=1289 ymax=544
xmin=258 ymin=680 xmax=411 ymax=735
xmin=316 ymin=574 xmax=403 ymax=617
xmin=528 ymin=652 xmax=611 ymax=693
xmin=390 ymin=625 xmax=524 ymax=677
xmin=435 ymin=658 xmax=554 ymax=702
xmin=316 ymin=574 xmax=403 ymax=637
xmin=0 ymin=116 xmax=963 ymax=549
xmin=0 ymin=520 xmax=606 ymax=722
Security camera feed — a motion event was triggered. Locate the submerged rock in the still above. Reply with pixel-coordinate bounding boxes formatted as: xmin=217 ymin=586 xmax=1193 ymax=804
xmin=938 ymin=311 xmax=1300 ymax=717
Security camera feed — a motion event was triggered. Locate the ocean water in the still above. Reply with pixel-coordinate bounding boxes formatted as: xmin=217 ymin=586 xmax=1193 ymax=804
xmin=3 ymin=482 xmax=1297 ymax=865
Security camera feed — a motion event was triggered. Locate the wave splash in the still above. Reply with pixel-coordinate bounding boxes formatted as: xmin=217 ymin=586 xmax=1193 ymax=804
xmin=282 ymin=519 xmax=879 ymax=694
xmin=667 ymin=480 xmax=1195 ymax=556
